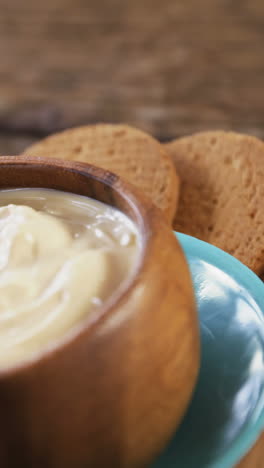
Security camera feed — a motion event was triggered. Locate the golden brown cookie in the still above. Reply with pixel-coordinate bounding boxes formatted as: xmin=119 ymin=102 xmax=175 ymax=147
xmin=23 ymin=124 xmax=179 ymax=224
xmin=165 ymin=131 xmax=264 ymax=275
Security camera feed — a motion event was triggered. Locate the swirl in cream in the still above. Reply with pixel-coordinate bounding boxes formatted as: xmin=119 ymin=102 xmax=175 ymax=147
xmin=0 ymin=189 xmax=138 ymax=367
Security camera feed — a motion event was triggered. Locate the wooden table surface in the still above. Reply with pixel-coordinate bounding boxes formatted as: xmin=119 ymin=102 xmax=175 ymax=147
xmin=0 ymin=0 xmax=264 ymax=151
xmin=0 ymin=0 xmax=263 ymax=466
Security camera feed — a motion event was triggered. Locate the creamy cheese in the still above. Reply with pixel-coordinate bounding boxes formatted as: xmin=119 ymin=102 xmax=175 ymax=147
xmin=0 ymin=189 xmax=138 ymax=367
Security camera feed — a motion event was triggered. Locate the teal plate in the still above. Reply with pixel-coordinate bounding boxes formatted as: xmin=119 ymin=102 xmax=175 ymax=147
xmin=151 ymin=233 xmax=264 ymax=468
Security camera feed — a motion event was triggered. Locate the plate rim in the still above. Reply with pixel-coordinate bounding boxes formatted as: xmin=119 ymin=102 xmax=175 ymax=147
xmin=175 ymin=232 xmax=264 ymax=468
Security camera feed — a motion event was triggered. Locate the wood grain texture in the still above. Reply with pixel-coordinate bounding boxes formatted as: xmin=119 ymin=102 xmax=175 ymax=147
xmin=0 ymin=157 xmax=199 ymax=468
xmin=0 ymin=0 xmax=263 ymax=154
xmin=0 ymin=0 xmax=263 ymax=465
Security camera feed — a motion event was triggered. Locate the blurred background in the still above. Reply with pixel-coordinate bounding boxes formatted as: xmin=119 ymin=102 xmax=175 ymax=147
xmin=0 ymin=0 xmax=263 ymax=154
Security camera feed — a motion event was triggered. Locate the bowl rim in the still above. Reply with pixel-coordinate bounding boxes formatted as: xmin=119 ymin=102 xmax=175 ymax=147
xmin=0 ymin=155 xmax=167 ymax=377
xmin=176 ymin=233 xmax=264 ymax=468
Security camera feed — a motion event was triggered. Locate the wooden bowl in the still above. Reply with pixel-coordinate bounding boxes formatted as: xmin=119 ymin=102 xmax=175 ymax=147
xmin=0 ymin=156 xmax=199 ymax=468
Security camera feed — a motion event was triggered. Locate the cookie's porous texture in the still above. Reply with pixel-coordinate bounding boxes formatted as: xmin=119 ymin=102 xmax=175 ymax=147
xmin=165 ymin=131 xmax=264 ymax=275
xmin=23 ymin=124 xmax=179 ymax=224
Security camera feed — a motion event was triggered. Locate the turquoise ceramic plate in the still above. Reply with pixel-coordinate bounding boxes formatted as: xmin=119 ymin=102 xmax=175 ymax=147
xmin=151 ymin=233 xmax=264 ymax=468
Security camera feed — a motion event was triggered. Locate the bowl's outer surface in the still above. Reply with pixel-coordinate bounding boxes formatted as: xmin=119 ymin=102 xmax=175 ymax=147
xmin=0 ymin=157 xmax=199 ymax=468
xmin=152 ymin=233 xmax=264 ymax=468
